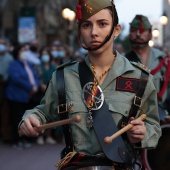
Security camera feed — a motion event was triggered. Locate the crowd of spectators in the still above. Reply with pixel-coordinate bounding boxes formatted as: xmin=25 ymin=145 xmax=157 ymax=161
xmin=0 ymin=37 xmax=87 ymax=150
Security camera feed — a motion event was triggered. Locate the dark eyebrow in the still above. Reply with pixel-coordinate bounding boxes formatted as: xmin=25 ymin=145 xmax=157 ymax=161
xmin=97 ymin=19 xmax=109 ymax=22
xmin=85 ymin=19 xmax=109 ymax=23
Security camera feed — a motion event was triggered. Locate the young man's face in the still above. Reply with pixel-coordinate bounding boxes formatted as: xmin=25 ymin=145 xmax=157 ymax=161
xmin=129 ymin=27 xmax=152 ymax=48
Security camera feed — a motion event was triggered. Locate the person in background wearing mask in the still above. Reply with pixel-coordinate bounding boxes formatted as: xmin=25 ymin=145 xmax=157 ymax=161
xmin=36 ymin=47 xmax=58 ymax=145
xmin=0 ymin=38 xmax=13 ymax=144
xmin=26 ymin=39 xmax=41 ymax=66
xmin=50 ymin=44 xmax=62 ymax=66
xmin=73 ymin=47 xmax=88 ymax=62
xmin=125 ymin=15 xmax=169 ymax=121
xmin=5 ymin=44 xmax=39 ymax=149
xmin=58 ymin=45 xmax=67 ymax=64
xmin=0 ymin=38 xmax=13 ymax=58
xmin=74 ymin=47 xmax=88 ymax=62
xmin=26 ymin=40 xmax=42 ymax=109
xmin=39 ymin=47 xmax=56 ymax=90
xmin=18 ymin=1 xmax=161 ymax=169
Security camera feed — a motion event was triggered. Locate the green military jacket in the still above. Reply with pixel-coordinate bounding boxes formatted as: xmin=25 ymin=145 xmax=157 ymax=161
xmin=22 ymin=52 xmax=161 ymax=155
xmin=132 ymin=47 xmax=167 ymax=102
xmin=148 ymin=47 xmax=167 ymax=102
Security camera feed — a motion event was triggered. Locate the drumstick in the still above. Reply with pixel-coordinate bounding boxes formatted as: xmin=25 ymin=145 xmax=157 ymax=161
xmin=104 ymin=114 xmax=146 ymax=144
xmin=34 ymin=115 xmax=81 ymax=131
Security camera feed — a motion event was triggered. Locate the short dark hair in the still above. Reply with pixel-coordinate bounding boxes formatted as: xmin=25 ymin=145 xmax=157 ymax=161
xmin=107 ymin=5 xmax=119 ymax=27
xmin=12 ymin=44 xmax=24 ymax=59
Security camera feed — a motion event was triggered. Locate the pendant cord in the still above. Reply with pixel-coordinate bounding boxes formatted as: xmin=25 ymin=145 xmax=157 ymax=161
xmin=88 ymin=64 xmax=111 ymax=108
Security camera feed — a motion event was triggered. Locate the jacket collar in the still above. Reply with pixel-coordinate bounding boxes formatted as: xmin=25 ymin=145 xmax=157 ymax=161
xmin=100 ymin=51 xmax=135 ymax=89
xmin=70 ymin=51 xmax=135 ymax=90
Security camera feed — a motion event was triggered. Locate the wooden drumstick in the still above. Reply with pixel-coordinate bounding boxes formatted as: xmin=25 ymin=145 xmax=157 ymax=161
xmin=104 ymin=114 xmax=146 ymax=144
xmin=18 ymin=115 xmax=81 ymax=135
xmin=34 ymin=115 xmax=81 ymax=132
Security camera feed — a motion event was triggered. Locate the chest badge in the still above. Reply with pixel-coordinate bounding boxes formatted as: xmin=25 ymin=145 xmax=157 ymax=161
xmin=116 ymin=77 xmax=140 ymax=93
xmin=82 ymin=82 xmax=104 ymax=129
xmin=82 ymin=82 xmax=104 ymax=110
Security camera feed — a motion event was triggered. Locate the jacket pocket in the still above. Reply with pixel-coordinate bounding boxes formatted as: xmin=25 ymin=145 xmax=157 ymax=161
xmin=108 ymin=100 xmax=132 ymax=126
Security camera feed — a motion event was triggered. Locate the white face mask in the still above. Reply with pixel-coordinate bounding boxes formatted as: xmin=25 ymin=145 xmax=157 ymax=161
xmin=41 ymin=55 xmax=50 ymax=63
xmin=58 ymin=51 xmax=66 ymax=58
xmin=51 ymin=50 xmax=59 ymax=58
xmin=20 ymin=51 xmax=27 ymax=61
xmin=0 ymin=44 xmax=6 ymax=53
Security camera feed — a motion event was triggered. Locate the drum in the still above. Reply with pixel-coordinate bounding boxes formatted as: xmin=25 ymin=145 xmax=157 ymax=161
xmin=142 ymin=124 xmax=170 ymax=170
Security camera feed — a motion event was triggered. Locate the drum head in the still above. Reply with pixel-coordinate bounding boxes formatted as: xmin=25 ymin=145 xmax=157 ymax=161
xmin=143 ymin=124 xmax=170 ymax=170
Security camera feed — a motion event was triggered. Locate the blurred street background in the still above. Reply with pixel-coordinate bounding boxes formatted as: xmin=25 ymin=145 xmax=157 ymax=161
xmin=0 ymin=0 xmax=170 ymax=51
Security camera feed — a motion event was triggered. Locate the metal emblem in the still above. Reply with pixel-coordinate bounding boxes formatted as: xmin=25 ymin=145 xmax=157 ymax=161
xmin=82 ymin=82 xmax=104 ymax=110
xmin=82 ymin=82 xmax=104 ymax=129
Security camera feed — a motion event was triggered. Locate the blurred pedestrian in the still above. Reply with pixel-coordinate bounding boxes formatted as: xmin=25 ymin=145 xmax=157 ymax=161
xmin=36 ymin=47 xmax=57 ymax=145
xmin=58 ymin=45 xmax=67 ymax=64
xmin=25 ymin=39 xmax=41 ymax=66
xmin=125 ymin=15 xmax=169 ymax=121
xmin=50 ymin=44 xmax=62 ymax=66
xmin=5 ymin=44 xmax=39 ymax=149
xmin=0 ymin=38 xmax=13 ymax=143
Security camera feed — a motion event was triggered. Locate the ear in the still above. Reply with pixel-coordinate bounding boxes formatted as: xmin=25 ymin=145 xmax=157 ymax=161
xmin=113 ymin=24 xmax=121 ymax=37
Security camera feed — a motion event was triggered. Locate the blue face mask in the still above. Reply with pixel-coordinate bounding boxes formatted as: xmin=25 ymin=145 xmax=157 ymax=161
xmin=0 ymin=44 xmax=6 ymax=53
xmin=51 ymin=50 xmax=59 ymax=58
xmin=59 ymin=51 xmax=66 ymax=58
xmin=41 ymin=55 xmax=50 ymax=63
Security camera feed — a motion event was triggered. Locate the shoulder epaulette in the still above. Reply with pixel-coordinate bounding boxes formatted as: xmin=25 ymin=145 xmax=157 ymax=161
xmin=57 ymin=60 xmax=77 ymax=70
xmin=131 ymin=61 xmax=150 ymax=74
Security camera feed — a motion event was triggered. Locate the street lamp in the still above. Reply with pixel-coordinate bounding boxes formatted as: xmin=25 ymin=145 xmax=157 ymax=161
xmin=160 ymin=15 xmax=168 ymax=26
xmin=149 ymin=40 xmax=154 ymax=47
xmin=62 ymin=8 xmax=75 ymax=22
xmin=152 ymin=28 xmax=160 ymax=39
xmin=152 ymin=28 xmax=160 ymax=46
xmin=62 ymin=8 xmax=76 ymax=51
xmin=160 ymin=12 xmax=168 ymax=47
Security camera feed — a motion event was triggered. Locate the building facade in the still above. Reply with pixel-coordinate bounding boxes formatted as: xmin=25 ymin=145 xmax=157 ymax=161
xmin=0 ymin=0 xmax=77 ymax=46
xmin=162 ymin=0 xmax=170 ymax=52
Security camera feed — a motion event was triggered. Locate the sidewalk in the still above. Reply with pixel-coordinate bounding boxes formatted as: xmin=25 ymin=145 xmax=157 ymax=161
xmin=0 ymin=140 xmax=64 ymax=170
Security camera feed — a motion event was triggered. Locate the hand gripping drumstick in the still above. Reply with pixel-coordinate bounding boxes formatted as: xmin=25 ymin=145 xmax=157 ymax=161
xmin=34 ymin=115 xmax=81 ymax=132
xmin=104 ymin=114 xmax=146 ymax=144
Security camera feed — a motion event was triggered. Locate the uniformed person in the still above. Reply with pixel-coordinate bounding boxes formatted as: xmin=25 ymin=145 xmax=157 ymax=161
xmin=18 ymin=1 xmax=161 ymax=170
xmin=125 ymin=15 xmax=169 ymax=120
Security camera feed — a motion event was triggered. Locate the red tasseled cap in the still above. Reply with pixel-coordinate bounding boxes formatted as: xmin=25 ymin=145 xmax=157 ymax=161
xmin=76 ymin=4 xmax=82 ymax=20
xmin=139 ymin=16 xmax=144 ymax=34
